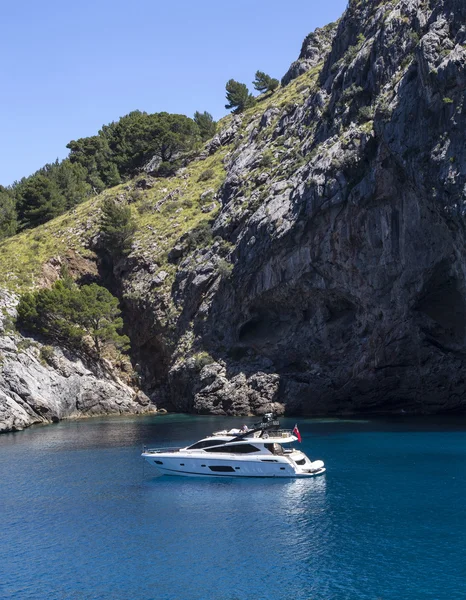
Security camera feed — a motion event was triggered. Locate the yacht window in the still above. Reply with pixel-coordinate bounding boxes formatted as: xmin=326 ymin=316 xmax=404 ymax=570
xmin=209 ymin=466 xmax=235 ymax=472
xmin=205 ymin=444 xmax=260 ymax=454
xmin=187 ymin=440 xmax=224 ymax=450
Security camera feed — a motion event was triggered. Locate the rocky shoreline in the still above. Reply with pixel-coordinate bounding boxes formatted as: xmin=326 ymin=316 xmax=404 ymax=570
xmin=0 ymin=290 xmax=156 ymax=434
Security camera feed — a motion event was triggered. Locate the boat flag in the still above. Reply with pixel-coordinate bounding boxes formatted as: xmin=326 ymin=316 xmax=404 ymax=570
xmin=292 ymin=424 xmax=302 ymax=443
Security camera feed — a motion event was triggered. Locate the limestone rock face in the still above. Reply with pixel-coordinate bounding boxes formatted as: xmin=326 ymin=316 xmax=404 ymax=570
xmin=281 ymin=22 xmax=339 ymax=86
xmin=128 ymin=0 xmax=466 ymax=416
xmin=0 ymin=292 xmax=156 ymax=433
xmin=168 ymin=359 xmax=283 ymax=416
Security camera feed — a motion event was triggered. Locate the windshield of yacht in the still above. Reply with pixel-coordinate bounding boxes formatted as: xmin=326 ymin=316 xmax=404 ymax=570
xmin=204 ymin=443 xmax=260 ymax=454
xmin=186 ymin=440 xmax=226 ymax=450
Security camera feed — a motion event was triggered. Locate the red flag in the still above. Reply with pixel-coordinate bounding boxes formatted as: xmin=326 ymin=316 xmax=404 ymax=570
xmin=292 ymin=424 xmax=302 ymax=443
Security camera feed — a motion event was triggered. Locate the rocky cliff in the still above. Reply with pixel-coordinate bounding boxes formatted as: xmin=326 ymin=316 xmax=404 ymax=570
xmin=0 ymin=290 xmax=154 ymax=432
xmin=134 ymin=0 xmax=466 ymax=416
xmin=2 ymin=0 xmax=466 ymax=430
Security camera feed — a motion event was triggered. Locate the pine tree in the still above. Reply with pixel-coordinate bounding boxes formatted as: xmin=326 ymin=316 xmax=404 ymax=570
xmin=46 ymin=159 xmax=92 ymax=210
xmin=71 ymin=283 xmax=130 ymax=356
xmin=17 ymin=280 xmax=130 ymax=357
xmin=0 ymin=186 xmax=17 ymax=240
xmin=194 ymin=111 xmax=217 ymax=141
xmin=67 ymin=136 xmax=113 ymax=193
xmin=225 ymin=80 xmax=256 ymax=113
xmin=16 ymin=175 xmax=65 ymax=229
xmin=100 ymin=198 xmax=137 ymax=257
xmin=253 ymin=71 xmax=279 ymax=94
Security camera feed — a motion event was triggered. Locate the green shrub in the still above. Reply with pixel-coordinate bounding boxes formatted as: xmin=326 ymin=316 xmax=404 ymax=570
xmin=340 ymin=85 xmax=364 ymax=105
xmin=16 ymin=338 xmax=36 ymax=352
xmin=358 ymin=105 xmax=375 ymax=122
xmin=375 ymin=97 xmax=392 ymax=119
xmin=217 ymin=258 xmax=233 ymax=278
xmin=164 ymin=200 xmax=181 ymax=214
xmin=193 ymin=351 xmax=215 ymax=371
xmin=259 ymin=150 xmax=274 ymax=168
xmin=137 ymin=199 xmax=154 ymax=214
xmin=409 ymin=32 xmax=420 ymax=46
xmin=345 ymin=34 xmax=366 ymax=63
xmin=40 ymin=345 xmax=55 ymax=365
xmin=199 ymin=190 xmax=214 ymax=206
xmin=157 ymin=160 xmax=182 ymax=177
xmin=129 ymin=189 xmax=143 ymax=203
xmin=198 ymin=169 xmax=215 ymax=182
xmin=185 ymin=220 xmax=213 ymax=251
xmin=1 ymin=314 xmax=16 ymax=333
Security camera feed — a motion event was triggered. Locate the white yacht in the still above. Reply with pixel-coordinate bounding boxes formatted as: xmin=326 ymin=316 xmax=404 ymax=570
xmin=141 ymin=414 xmax=325 ymax=478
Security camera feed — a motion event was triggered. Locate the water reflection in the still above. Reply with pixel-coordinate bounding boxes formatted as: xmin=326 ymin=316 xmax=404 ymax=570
xmin=140 ymin=470 xmax=331 ymax=600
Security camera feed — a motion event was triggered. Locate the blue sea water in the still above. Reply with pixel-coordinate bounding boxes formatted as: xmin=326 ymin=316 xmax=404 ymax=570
xmin=0 ymin=414 xmax=465 ymax=600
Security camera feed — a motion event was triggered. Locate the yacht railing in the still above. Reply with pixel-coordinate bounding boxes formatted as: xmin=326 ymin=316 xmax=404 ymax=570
xmin=252 ymin=429 xmax=294 ymax=439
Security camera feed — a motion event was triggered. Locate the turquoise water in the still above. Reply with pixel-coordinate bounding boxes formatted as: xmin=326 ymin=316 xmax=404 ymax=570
xmin=0 ymin=414 xmax=465 ymax=600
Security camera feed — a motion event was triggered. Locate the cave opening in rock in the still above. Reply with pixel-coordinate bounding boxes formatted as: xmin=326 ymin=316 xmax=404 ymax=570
xmin=415 ymin=266 xmax=466 ymax=345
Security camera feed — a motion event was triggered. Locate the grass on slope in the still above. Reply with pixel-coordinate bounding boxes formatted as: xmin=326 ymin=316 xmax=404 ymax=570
xmin=0 ymin=63 xmax=324 ymax=293
xmin=0 ymin=150 xmax=229 ymax=292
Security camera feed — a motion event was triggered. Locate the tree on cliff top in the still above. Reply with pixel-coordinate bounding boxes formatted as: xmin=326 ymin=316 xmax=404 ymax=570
xmin=253 ymin=71 xmax=279 ymax=94
xmin=17 ymin=280 xmax=130 ymax=357
xmin=225 ymin=80 xmax=256 ymax=113
xmin=194 ymin=111 xmax=217 ymax=141
xmin=15 ymin=174 xmax=66 ymax=229
xmin=67 ymin=135 xmax=119 ymax=192
xmin=100 ymin=111 xmax=201 ymax=174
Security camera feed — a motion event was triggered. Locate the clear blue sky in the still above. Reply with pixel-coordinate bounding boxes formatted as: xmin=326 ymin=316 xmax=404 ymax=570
xmin=0 ymin=0 xmax=347 ymax=186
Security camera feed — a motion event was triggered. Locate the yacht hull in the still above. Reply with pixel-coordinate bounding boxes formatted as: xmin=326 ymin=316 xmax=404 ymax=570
xmin=142 ymin=453 xmax=326 ymax=478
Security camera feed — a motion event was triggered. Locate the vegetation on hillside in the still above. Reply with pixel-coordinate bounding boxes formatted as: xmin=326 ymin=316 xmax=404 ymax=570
xmin=1 ymin=110 xmax=217 ymax=238
xmin=1 ymin=63 xmax=282 ymax=242
xmin=100 ymin=197 xmax=137 ymax=259
xmin=17 ymin=277 xmax=129 ymax=357
xmin=253 ymin=71 xmax=279 ymax=94
xmin=0 ymin=186 xmax=17 ymax=240
xmin=0 ymin=60 xmax=317 ymax=293
xmin=225 ymin=79 xmax=256 ymax=113
xmin=0 ymin=143 xmax=230 ymax=291
xmin=194 ymin=111 xmax=217 ymax=140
